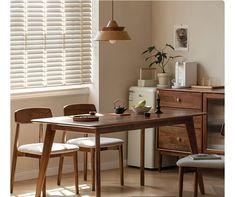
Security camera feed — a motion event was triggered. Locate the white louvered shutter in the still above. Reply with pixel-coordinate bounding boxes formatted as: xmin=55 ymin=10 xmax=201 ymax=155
xmin=10 ymin=0 xmax=92 ymax=90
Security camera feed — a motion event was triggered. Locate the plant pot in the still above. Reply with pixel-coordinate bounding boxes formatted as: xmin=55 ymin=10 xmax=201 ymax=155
xmin=157 ymin=73 xmax=170 ymax=87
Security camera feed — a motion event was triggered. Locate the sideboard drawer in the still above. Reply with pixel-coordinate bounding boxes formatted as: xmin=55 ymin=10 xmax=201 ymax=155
xmin=176 ymin=116 xmax=202 ymax=129
xmin=159 ymin=90 xmax=202 ymax=110
xmin=158 ymin=126 xmax=202 ymax=152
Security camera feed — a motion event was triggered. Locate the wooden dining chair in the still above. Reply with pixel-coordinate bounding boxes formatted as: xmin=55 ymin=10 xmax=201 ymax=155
xmin=10 ymin=108 xmax=80 ymax=196
xmin=57 ymin=104 xmax=124 ymax=191
xmin=177 ymin=154 xmax=224 ymax=197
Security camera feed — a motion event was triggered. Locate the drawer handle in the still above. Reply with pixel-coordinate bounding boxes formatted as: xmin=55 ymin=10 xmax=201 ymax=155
xmin=176 ymin=98 xmax=181 ymax=102
xmin=176 ymin=137 xmax=182 ymax=142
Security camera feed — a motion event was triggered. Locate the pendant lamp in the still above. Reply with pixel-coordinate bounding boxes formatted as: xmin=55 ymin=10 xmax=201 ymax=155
xmin=94 ymin=0 xmax=131 ymax=44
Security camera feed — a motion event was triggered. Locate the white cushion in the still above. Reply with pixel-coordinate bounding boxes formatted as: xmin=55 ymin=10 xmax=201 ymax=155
xmin=67 ymin=137 xmax=124 ymax=148
xmin=18 ymin=143 xmax=79 ymax=155
xmin=176 ymin=155 xmax=224 ymax=169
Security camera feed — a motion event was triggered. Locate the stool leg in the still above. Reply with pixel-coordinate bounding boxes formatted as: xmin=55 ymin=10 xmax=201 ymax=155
xmin=119 ymin=144 xmax=124 ymax=186
xmin=179 ymin=167 xmax=184 ymax=197
xmin=198 ymin=172 xmax=205 ymax=194
xmin=194 ymin=170 xmax=198 ymax=197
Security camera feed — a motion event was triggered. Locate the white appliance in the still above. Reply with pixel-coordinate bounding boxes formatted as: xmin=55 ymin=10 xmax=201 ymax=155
xmin=128 ymin=86 xmax=176 ymax=169
xmin=174 ymin=61 xmax=197 ymax=88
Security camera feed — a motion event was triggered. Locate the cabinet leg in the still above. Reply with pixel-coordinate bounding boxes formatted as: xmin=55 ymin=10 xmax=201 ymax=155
xmin=158 ymin=151 xmax=162 ymax=172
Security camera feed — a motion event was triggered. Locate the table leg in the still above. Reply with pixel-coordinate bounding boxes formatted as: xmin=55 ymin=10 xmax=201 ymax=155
xmin=185 ymin=117 xmax=198 ymax=154
xmin=35 ymin=124 xmax=55 ymax=197
xmin=140 ymin=128 xmax=145 ymax=186
xmin=95 ymin=131 xmax=101 ymax=197
xmin=185 ymin=117 xmax=205 ymax=194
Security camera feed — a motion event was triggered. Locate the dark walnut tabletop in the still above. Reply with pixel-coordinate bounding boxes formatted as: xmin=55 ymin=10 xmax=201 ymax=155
xmin=32 ymin=107 xmax=206 ymax=133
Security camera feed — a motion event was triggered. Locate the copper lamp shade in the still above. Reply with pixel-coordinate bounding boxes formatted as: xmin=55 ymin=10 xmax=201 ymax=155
xmin=94 ymin=1 xmax=131 ymax=42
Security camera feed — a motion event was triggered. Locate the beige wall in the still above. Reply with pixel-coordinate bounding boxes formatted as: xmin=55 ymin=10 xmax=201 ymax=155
xmin=97 ymin=0 xmax=152 ymax=164
xmin=99 ymin=0 xmax=152 ymax=113
xmin=152 ymin=1 xmax=224 ymax=85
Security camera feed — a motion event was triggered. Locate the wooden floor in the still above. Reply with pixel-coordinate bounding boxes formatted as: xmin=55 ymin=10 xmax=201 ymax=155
xmin=11 ymin=167 xmax=224 ymax=197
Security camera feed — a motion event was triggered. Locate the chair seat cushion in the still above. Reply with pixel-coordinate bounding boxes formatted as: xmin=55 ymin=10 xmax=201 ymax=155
xmin=67 ymin=137 xmax=124 ymax=148
xmin=176 ymin=155 xmax=224 ymax=169
xmin=18 ymin=143 xmax=79 ymax=155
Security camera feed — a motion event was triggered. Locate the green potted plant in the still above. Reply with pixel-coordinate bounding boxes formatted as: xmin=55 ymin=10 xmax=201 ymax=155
xmin=142 ymin=43 xmax=181 ymax=87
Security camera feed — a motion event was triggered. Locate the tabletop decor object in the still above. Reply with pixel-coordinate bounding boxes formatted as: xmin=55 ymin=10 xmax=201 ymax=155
xmin=113 ymin=99 xmax=127 ymax=114
xmin=137 ymin=67 xmax=157 ymax=87
xmin=144 ymin=112 xmax=151 ymax=117
xmin=190 ymin=153 xmax=221 ymax=160
xmin=73 ymin=114 xmax=99 ymax=122
xmin=155 ymin=90 xmax=162 ymax=114
xmin=132 ymin=106 xmax=151 ymax=115
xmin=132 ymin=100 xmax=151 ymax=115
xmin=191 ymin=85 xmax=224 ymax=89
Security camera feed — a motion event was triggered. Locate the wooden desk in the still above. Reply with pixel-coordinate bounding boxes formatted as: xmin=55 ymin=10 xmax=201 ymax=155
xmin=32 ymin=108 xmax=205 ymax=197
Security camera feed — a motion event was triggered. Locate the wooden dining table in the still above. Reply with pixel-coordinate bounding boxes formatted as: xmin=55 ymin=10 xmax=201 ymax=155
xmin=32 ymin=107 xmax=206 ymax=197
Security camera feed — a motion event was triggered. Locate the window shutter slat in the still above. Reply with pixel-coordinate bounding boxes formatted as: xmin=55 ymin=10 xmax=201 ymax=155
xmin=11 ymin=0 xmax=92 ymax=90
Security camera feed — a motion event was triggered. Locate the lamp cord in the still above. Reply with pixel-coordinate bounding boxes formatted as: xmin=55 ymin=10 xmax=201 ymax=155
xmin=111 ymin=0 xmax=114 ymax=20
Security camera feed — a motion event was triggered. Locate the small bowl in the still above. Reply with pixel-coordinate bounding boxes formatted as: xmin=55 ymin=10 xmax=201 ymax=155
xmin=144 ymin=112 xmax=151 ymax=117
xmin=132 ymin=106 xmax=151 ymax=115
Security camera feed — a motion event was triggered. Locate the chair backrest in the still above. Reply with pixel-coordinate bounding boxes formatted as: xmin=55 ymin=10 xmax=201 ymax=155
xmin=13 ymin=108 xmax=53 ymax=148
xmin=64 ymin=104 xmax=96 ymax=116
xmin=15 ymin=108 xmax=52 ymax=123
xmin=62 ymin=104 xmax=96 ymax=141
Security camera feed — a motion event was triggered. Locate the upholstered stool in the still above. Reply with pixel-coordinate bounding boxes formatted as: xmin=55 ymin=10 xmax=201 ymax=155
xmin=176 ymin=154 xmax=224 ymax=197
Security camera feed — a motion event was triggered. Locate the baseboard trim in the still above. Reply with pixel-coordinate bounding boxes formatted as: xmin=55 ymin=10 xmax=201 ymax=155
xmin=15 ymin=160 xmax=127 ymax=182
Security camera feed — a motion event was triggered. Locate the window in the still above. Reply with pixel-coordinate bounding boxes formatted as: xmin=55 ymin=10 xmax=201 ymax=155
xmin=10 ymin=0 xmax=92 ymax=92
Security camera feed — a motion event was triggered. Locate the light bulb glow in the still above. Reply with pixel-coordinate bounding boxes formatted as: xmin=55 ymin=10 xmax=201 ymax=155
xmin=109 ymin=40 xmax=117 ymax=44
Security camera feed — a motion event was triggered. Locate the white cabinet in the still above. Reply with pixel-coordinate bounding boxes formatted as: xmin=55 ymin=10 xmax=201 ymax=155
xmin=127 ymin=86 xmax=176 ymax=169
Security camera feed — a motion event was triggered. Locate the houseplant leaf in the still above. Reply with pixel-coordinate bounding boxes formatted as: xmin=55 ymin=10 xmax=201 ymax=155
xmin=166 ymin=43 xmax=175 ymax=50
xmin=157 ymin=54 xmax=162 ymax=63
xmin=143 ymin=44 xmax=181 ymax=73
xmin=142 ymin=46 xmax=155 ymax=54
xmin=162 ymin=53 xmax=167 ymax=59
xmin=149 ymin=61 xmax=156 ymax=68
xmin=169 ymin=55 xmax=182 ymax=59
xmin=155 ymin=51 xmax=162 ymax=58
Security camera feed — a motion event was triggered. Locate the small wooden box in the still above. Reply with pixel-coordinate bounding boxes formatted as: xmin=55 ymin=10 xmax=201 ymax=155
xmin=138 ymin=67 xmax=157 ymax=87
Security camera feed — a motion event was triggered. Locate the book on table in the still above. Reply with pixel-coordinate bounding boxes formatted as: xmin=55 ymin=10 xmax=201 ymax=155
xmin=190 ymin=154 xmax=221 ymax=160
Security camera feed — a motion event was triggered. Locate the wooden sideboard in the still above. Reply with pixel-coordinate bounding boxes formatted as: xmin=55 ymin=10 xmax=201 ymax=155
xmin=157 ymin=88 xmax=224 ymax=171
